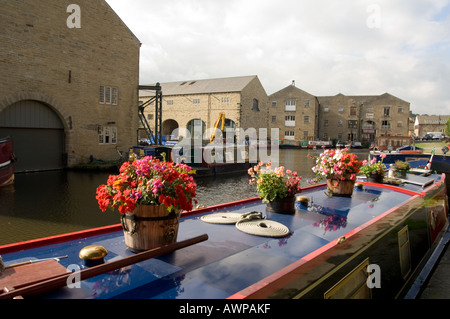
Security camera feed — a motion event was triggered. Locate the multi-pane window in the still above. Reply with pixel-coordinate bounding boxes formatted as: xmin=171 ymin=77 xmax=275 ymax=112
xmin=221 ymin=97 xmax=230 ymax=103
xmin=99 ymin=86 xmax=118 ymax=105
xmin=384 ymin=107 xmax=390 ymax=116
xmin=284 ymin=131 xmax=295 ymax=137
xmin=304 ymin=116 xmax=309 ymax=123
xmin=193 ymin=99 xmax=201 ymax=104
xmin=285 ymin=100 xmax=296 ymax=111
xmin=348 ymin=120 xmax=358 ymax=129
xmin=98 ymin=126 xmax=117 ymax=144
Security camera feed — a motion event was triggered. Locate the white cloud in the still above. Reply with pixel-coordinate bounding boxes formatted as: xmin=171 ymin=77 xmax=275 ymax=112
xmin=106 ymin=0 xmax=450 ymax=115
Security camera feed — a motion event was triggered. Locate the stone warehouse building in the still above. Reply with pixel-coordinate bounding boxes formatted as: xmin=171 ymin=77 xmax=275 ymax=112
xmin=317 ymin=93 xmax=410 ymax=144
xmin=268 ymin=83 xmax=410 ymax=146
xmin=414 ymin=115 xmax=450 ymax=138
xmin=140 ymin=77 xmax=411 ymax=147
xmin=139 ymin=76 xmax=270 ymax=142
xmin=0 ymin=0 xmax=141 ymax=171
xmin=269 ymin=83 xmax=319 ymax=146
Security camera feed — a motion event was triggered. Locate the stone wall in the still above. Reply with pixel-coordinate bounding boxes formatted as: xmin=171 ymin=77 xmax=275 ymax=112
xmin=0 ymin=0 xmax=141 ymax=166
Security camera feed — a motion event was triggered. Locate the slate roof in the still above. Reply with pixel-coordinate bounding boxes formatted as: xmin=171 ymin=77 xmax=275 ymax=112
xmin=140 ymin=75 xmax=257 ymax=97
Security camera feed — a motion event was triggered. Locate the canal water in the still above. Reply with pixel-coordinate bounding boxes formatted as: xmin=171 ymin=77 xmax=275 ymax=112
xmin=0 ymin=148 xmax=369 ymax=245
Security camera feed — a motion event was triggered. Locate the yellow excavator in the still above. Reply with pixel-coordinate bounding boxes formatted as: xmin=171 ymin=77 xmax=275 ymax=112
xmin=210 ymin=112 xmax=226 ymax=143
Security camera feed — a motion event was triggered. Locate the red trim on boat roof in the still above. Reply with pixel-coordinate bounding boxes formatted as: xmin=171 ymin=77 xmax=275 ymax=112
xmin=228 ymin=194 xmax=421 ymax=299
xmin=0 ymin=196 xmax=263 ymax=255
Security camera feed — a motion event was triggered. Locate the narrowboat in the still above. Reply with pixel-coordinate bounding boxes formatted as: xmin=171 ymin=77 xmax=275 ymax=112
xmin=0 ymin=136 xmax=15 ymax=187
xmin=370 ymin=149 xmax=450 ymax=197
xmin=0 ymin=172 xmax=448 ymax=299
xmin=132 ymin=143 xmax=255 ymax=177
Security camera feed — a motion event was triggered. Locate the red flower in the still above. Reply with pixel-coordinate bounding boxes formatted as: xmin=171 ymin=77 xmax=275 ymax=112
xmin=96 ymin=156 xmax=197 ymax=214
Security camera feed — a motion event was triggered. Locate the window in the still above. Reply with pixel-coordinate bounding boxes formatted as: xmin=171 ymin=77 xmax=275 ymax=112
xmin=397 ymin=121 xmax=403 ymax=127
xmin=382 ymin=120 xmax=391 ymax=129
xmin=338 ymin=106 xmax=344 ymax=113
xmin=167 ymin=100 xmax=174 ymax=105
xmin=303 ymin=131 xmax=309 ymax=138
xmin=384 ymin=107 xmax=390 ymax=116
xmin=324 ymin=107 xmax=329 ymax=113
xmin=284 ymin=131 xmax=295 ymax=137
xmin=324 ymin=120 xmax=329 ymax=127
xmin=221 ymin=97 xmax=230 ymax=103
xmin=271 ymin=115 xmax=276 ymax=123
xmin=285 ymin=115 xmax=296 ymax=121
xmin=99 ymin=86 xmax=118 ymax=105
xmin=304 ymin=100 xmax=310 ymax=107
xmin=285 ymin=100 xmax=296 ymax=111
xmin=348 ymin=120 xmax=358 ymax=129
xmin=193 ymin=98 xmax=200 ymax=104
xmin=285 ymin=115 xmax=295 ymax=127
xmin=252 ymin=99 xmax=260 ymax=111
xmin=350 ymin=106 xmax=357 ymax=116
xmin=98 ymin=126 xmax=117 ymax=145
xmin=272 ymin=101 xmax=277 ymax=107
xmin=338 ymin=120 xmax=343 ymax=127
xmin=304 ymin=116 xmax=309 ymax=123
xmin=398 ymin=107 xmax=403 ymax=113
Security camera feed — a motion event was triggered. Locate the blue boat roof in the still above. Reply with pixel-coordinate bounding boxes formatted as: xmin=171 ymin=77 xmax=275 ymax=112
xmin=1 ymin=174 xmax=444 ymax=299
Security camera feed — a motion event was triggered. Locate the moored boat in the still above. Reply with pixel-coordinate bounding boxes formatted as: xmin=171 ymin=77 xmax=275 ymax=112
xmin=0 ymin=136 xmax=16 ymax=187
xmin=0 ymin=172 xmax=448 ymax=299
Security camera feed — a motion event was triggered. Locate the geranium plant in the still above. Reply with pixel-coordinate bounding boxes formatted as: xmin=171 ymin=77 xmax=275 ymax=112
xmin=360 ymin=153 xmax=386 ymax=177
xmin=393 ymin=160 xmax=410 ymax=171
xmin=248 ymin=162 xmax=302 ymax=203
xmin=96 ymin=156 xmax=197 ymax=215
xmin=310 ymin=148 xmax=363 ymax=183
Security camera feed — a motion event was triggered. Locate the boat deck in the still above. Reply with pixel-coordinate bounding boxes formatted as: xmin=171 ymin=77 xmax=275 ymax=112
xmin=0 ymin=173 xmax=447 ymax=299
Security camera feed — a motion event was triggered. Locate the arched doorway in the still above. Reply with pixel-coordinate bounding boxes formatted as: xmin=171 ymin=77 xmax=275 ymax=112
xmin=162 ymin=119 xmax=179 ymax=141
xmin=187 ymin=119 xmax=206 ymax=140
xmin=0 ymin=100 xmax=65 ymax=172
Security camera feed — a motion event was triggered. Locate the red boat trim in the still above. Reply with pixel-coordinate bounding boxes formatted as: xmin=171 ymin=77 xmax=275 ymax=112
xmin=0 ymin=196 xmax=263 ymax=255
xmin=0 ymin=224 xmax=123 ymax=255
xmin=361 ymin=181 xmax=422 ymax=197
xmin=228 ymin=194 xmax=421 ymax=299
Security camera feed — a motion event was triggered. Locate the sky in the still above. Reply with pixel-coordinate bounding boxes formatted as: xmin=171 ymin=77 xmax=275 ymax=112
xmin=106 ymin=0 xmax=450 ymax=115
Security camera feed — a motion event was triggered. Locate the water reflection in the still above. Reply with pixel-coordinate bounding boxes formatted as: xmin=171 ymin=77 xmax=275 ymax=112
xmin=0 ymin=149 xmax=369 ymax=245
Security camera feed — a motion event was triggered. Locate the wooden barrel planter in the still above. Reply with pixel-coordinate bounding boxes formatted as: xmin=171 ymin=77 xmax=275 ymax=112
xmin=121 ymin=205 xmax=180 ymax=253
xmin=326 ymin=178 xmax=355 ymax=197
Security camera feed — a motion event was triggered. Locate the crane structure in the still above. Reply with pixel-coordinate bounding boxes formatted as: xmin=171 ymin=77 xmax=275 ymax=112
xmin=138 ymin=84 xmax=162 ymax=145
xmin=210 ymin=112 xmax=226 ymax=143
